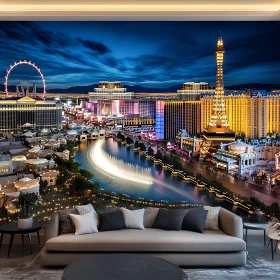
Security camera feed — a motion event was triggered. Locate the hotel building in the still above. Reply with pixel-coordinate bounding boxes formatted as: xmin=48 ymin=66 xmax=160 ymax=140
xmin=155 ymin=100 xmax=201 ymax=140
xmin=155 ymin=82 xmax=213 ymax=140
xmin=0 ymin=96 xmax=63 ymax=133
xmin=177 ymin=82 xmax=214 ymax=101
xmin=98 ymin=99 xmax=156 ymax=118
xmin=88 ymin=81 xmax=134 ymax=103
xmin=201 ymin=90 xmax=280 ymax=139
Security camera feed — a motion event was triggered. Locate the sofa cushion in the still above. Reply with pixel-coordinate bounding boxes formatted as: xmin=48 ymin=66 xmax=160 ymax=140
xmin=121 ymin=208 xmax=145 ymax=230
xmin=58 ymin=208 xmax=78 ymax=235
xmin=70 ymin=211 xmax=98 ymax=235
xmin=152 ymin=209 xmax=188 ymax=231
xmin=99 ymin=209 xmax=126 ymax=231
xmin=76 ymin=204 xmax=100 ymax=228
xmin=182 ymin=208 xmax=208 ymax=233
xmin=204 ymin=206 xmax=220 ymax=230
xmin=46 ymin=228 xmax=245 ymax=252
xmin=144 ymin=207 xmax=159 ymax=228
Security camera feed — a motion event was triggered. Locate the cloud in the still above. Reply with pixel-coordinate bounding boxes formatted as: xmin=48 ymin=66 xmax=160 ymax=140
xmin=0 ymin=21 xmax=278 ymax=89
xmin=0 ymin=22 xmax=73 ymax=48
xmin=77 ymin=38 xmax=111 ymax=55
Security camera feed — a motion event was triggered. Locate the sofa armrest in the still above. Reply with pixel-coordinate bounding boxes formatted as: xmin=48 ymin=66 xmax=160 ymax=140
xmin=219 ymin=208 xmax=243 ymax=239
xmin=45 ymin=213 xmax=59 ymax=242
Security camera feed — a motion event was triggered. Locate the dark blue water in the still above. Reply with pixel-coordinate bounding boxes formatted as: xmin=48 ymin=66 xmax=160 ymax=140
xmin=74 ymin=139 xmax=247 ymax=216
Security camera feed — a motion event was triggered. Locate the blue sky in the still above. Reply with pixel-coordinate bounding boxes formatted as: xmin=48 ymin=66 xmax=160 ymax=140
xmin=0 ymin=21 xmax=279 ymax=90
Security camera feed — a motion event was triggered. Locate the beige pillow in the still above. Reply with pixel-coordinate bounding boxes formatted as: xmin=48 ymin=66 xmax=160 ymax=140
xmin=204 ymin=206 xmax=220 ymax=230
xmin=144 ymin=207 xmax=159 ymax=228
xmin=121 ymin=208 xmax=145 ymax=230
xmin=76 ymin=204 xmax=99 ymax=228
xmin=70 ymin=211 xmax=98 ymax=235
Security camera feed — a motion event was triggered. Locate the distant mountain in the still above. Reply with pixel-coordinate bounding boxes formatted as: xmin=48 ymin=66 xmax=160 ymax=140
xmin=1 ymin=83 xmax=280 ymax=94
xmin=225 ymin=83 xmax=280 ymax=91
xmin=46 ymin=84 xmax=182 ymax=94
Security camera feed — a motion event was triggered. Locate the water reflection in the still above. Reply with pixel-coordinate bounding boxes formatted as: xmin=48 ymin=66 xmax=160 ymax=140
xmin=75 ymin=138 xmax=247 ymax=216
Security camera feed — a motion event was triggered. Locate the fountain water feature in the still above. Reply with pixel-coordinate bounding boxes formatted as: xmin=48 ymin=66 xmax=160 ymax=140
xmin=89 ymin=140 xmax=153 ymax=185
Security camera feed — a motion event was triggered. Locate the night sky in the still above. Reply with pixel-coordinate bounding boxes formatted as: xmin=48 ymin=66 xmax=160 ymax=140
xmin=0 ymin=21 xmax=279 ymax=90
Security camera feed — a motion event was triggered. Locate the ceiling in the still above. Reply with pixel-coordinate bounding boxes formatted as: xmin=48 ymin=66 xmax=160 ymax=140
xmin=0 ymin=0 xmax=279 ymax=20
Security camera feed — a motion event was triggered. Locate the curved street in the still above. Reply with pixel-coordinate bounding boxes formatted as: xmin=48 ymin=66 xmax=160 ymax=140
xmin=178 ymin=156 xmax=280 ymax=206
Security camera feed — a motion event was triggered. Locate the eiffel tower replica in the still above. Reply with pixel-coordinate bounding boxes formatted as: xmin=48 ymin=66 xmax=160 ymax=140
xmin=200 ymin=37 xmax=235 ymax=157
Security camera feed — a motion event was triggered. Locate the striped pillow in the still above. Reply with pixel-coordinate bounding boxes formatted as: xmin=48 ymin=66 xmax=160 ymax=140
xmin=76 ymin=204 xmax=99 ymax=228
xmin=204 ymin=206 xmax=220 ymax=230
xmin=76 ymin=204 xmax=94 ymax=215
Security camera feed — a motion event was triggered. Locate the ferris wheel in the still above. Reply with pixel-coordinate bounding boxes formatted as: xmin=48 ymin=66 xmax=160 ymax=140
xmin=4 ymin=60 xmax=46 ymax=98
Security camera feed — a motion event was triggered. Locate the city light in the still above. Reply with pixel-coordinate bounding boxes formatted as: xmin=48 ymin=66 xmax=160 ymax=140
xmin=4 ymin=60 xmax=46 ymax=97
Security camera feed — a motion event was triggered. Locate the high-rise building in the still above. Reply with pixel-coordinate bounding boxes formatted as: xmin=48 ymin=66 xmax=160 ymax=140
xmin=201 ymin=91 xmax=251 ymax=138
xmin=155 ymin=100 xmax=201 ymax=140
xmin=201 ymin=90 xmax=280 ymax=139
xmin=156 ymin=37 xmax=280 ymax=143
xmin=98 ymin=99 xmax=156 ymax=118
xmin=177 ymin=82 xmax=214 ymax=101
xmin=0 ymin=96 xmax=63 ymax=133
xmin=202 ymin=37 xmax=235 ymax=144
xmin=88 ymin=81 xmax=134 ymax=103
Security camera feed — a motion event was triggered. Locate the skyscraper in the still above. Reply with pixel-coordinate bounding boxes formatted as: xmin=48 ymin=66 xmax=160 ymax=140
xmin=202 ymin=37 xmax=235 ymax=144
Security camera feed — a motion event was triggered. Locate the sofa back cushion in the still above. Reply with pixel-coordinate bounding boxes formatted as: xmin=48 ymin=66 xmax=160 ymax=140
xmin=204 ymin=206 xmax=220 ymax=230
xmin=70 ymin=211 xmax=99 ymax=235
xmin=181 ymin=208 xmax=208 ymax=233
xmin=152 ymin=209 xmax=188 ymax=231
xmin=121 ymin=208 xmax=145 ymax=230
xmin=58 ymin=208 xmax=78 ymax=235
xmin=144 ymin=207 xmax=159 ymax=228
xmin=76 ymin=204 xmax=100 ymax=228
xmin=99 ymin=209 xmax=127 ymax=231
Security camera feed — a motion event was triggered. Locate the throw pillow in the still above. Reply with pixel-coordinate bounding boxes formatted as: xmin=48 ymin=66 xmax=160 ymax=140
xmin=121 ymin=207 xmax=145 ymax=230
xmin=181 ymin=208 xmax=208 ymax=233
xmin=76 ymin=204 xmax=99 ymax=228
xmin=75 ymin=204 xmax=94 ymax=214
xmin=58 ymin=208 xmax=78 ymax=235
xmin=99 ymin=209 xmax=126 ymax=231
xmin=204 ymin=206 xmax=220 ymax=230
xmin=70 ymin=211 xmax=98 ymax=235
xmin=144 ymin=207 xmax=159 ymax=228
xmin=152 ymin=208 xmax=188 ymax=231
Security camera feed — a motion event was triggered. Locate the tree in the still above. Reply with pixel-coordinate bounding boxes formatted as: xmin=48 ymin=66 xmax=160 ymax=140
xmin=56 ymin=140 xmax=79 ymax=156
xmin=172 ymin=158 xmax=182 ymax=170
xmin=134 ymin=141 xmax=139 ymax=148
xmin=126 ymin=137 xmax=133 ymax=145
xmin=155 ymin=150 xmax=163 ymax=160
xmin=117 ymin=132 xmax=125 ymax=141
xmin=70 ymin=175 xmax=99 ymax=194
xmin=56 ymin=175 xmax=65 ymax=186
xmin=196 ymin=173 xmax=203 ymax=181
xmin=80 ymin=169 xmax=94 ymax=180
xmin=162 ymin=154 xmax=171 ymax=164
xmin=139 ymin=142 xmax=146 ymax=151
xmin=147 ymin=146 xmax=154 ymax=156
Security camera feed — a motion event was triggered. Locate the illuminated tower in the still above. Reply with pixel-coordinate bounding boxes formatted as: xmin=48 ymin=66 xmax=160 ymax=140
xmin=202 ymin=37 xmax=235 ymax=148
xmin=209 ymin=37 xmax=229 ymax=128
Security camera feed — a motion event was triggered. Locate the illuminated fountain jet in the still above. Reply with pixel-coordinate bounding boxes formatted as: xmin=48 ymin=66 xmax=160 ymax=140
xmin=90 ymin=140 xmax=153 ymax=185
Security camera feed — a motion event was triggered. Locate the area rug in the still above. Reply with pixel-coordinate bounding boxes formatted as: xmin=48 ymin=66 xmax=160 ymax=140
xmin=183 ymin=256 xmax=280 ymax=280
xmin=0 ymin=255 xmax=280 ymax=280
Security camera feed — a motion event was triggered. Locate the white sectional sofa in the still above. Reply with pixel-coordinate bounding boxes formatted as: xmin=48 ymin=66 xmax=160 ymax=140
xmin=40 ymin=207 xmax=246 ymax=267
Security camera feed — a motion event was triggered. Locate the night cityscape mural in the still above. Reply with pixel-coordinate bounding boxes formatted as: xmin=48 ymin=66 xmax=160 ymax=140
xmin=0 ymin=18 xmax=280 ymax=276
